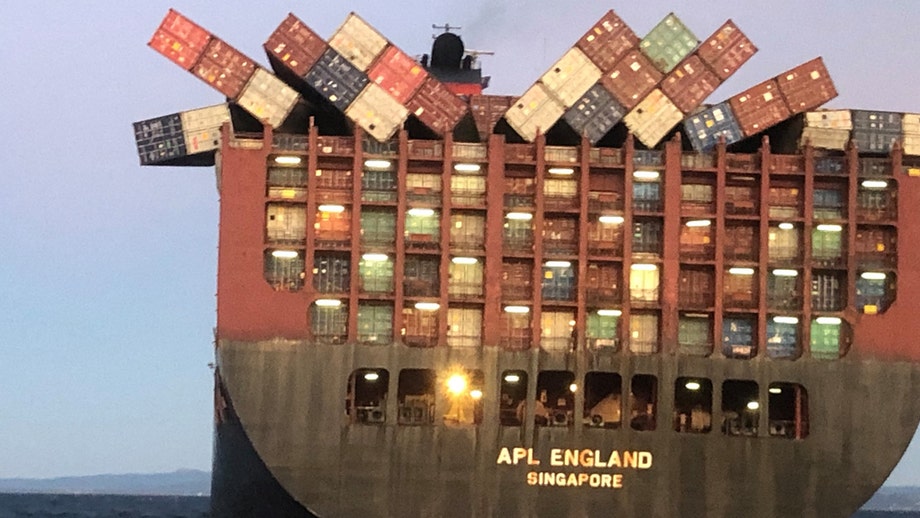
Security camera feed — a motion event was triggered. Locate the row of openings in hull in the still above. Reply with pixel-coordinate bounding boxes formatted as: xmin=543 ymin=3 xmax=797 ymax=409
xmin=346 ymin=368 xmax=807 ymax=439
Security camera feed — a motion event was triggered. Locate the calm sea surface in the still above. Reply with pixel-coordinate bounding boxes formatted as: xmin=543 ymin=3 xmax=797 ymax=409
xmin=0 ymin=494 xmax=916 ymax=517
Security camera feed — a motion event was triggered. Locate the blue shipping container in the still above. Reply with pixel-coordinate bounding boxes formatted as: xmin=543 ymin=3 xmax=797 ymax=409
xmin=851 ymin=110 xmax=902 ymax=154
xmin=542 ymin=266 xmax=576 ymax=301
xmin=814 ymin=156 xmax=846 ymax=175
xmin=684 ymin=103 xmax=744 ymax=152
xmin=633 ymin=149 xmax=663 ymax=167
xmin=134 ymin=113 xmax=186 ymax=165
xmin=766 ymin=320 xmax=798 ymax=359
xmin=563 ymin=84 xmax=626 ymax=145
xmin=722 ymin=317 xmax=754 ymax=358
xmin=305 ymin=48 xmax=370 ymax=111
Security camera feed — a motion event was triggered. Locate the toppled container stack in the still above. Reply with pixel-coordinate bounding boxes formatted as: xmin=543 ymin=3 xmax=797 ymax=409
xmin=134 ymin=104 xmax=231 ymax=166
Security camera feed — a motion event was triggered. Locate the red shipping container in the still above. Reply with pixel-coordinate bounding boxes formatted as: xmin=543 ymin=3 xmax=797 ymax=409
xmin=576 ymin=10 xmax=639 ymax=73
xmin=776 ymin=57 xmax=838 ymax=114
xmin=661 ymin=54 xmax=721 ymax=114
xmin=729 ymin=78 xmax=791 ymax=137
xmin=148 ymin=9 xmax=211 ymax=70
xmin=470 ymin=95 xmax=514 ymax=139
xmin=194 ymin=37 xmax=257 ymax=99
xmin=697 ymin=20 xmax=756 ymax=81
xmin=368 ymin=45 xmax=428 ymax=105
xmin=601 ymin=51 xmax=662 ymax=111
xmin=406 ymin=77 xmax=468 ymax=137
xmin=264 ymin=14 xmax=327 ymax=77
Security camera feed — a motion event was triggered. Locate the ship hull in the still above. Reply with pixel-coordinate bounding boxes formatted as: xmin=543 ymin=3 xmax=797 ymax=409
xmin=212 ymin=339 xmax=920 ymax=518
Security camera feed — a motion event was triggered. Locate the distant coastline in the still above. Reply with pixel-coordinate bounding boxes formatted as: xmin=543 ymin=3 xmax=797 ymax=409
xmin=0 ymin=469 xmax=210 ymax=496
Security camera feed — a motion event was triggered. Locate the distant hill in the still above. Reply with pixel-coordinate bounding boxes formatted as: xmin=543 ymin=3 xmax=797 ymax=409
xmin=862 ymin=486 xmax=920 ymax=511
xmin=0 ymin=469 xmax=210 ymax=496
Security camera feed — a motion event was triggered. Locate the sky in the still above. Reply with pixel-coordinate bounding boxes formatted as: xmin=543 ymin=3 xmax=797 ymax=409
xmin=1 ymin=0 xmax=919 ymax=485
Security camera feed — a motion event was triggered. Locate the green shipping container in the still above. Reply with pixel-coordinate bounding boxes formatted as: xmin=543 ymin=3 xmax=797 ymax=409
xmin=361 ymin=208 xmax=396 ymax=246
xmin=678 ymin=315 xmax=711 ymax=356
xmin=587 ymin=313 xmax=619 ymax=349
xmin=639 ymin=13 xmax=698 ymax=74
xmin=448 ymin=261 xmax=484 ymax=297
xmin=405 ymin=211 xmax=440 ymax=242
xmin=359 ymin=256 xmax=394 ymax=293
xmin=810 ymin=320 xmax=841 ymax=359
xmin=812 ymin=227 xmax=843 ymax=264
xmin=357 ymin=303 xmax=393 ymax=344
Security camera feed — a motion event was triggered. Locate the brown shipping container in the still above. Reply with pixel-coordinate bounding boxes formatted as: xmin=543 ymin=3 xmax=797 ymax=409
xmin=264 ymin=14 xmax=327 ymax=77
xmin=368 ymin=45 xmax=428 ymax=105
xmin=470 ymin=95 xmax=514 ymax=139
xmin=601 ymin=51 xmax=663 ymax=111
xmin=407 ymin=77 xmax=469 ymax=137
xmin=661 ymin=54 xmax=721 ymax=114
xmin=576 ymin=10 xmax=639 ymax=73
xmin=194 ymin=37 xmax=257 ymax=99
xmin=149 ymin=9 xmax=212 ymax=71
xmin=729 ymin=78 xmax=791 ymax=137
xmin=776 ymin=57 xmax=838 ymax=114
xmin=697 ymin=20 xmax=757 ymax=81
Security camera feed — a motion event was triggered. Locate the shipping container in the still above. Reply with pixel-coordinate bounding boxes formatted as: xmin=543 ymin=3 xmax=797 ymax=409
xmin=767 ymin=184 xmax=802 ymax=218
xmin=544 ymin=177 xmax=578 ymax=210
xmin=361 ymin=168 xmax=397 ymax=202
xmin=639 ymin=13 xmax=698 ymax=74
xmin=856 ymin=274 xmax=893 ymax=314
xmin=313 ymin=254 xmax=351 ymax=293
xmin=503 ymin=218 xmax=534 ymax=253
xmin=813 ymin=187 xmax=846 ymax=219
xmin=776 ymin=57 xmax=837 ymax=113
xmin=345 ymin=82 xmax=410 ymax=142
xmin=449 ymin=260 xmax=484 ymax=298
xmin=681 ymin=153 xmax=717 ymax=170
xmin=315 ymin=207 xmax=351 ymax=248
xmin=545 ymin=145 xmax=579 ymax=163
xmin=404 ymin=255 xmax=440 ymax=297
xmin=453 ymin=143 xmax=488 ymax=161
xmin=406 ymin=173 xmax=442 ymax=205
xmin=148 ymin=9 xmax=211 ymax=70
xmin=236 ymin=68 xmax=300 ymax=128
xmin=264 ymin=14 xmax=327 ymax=77
xmin=405 ymin=209 xmax=440 ymax=248
xmin=814 ymin=156 xmax=847 ymax=175
xmin=679 ymin=268 xmax=714 ymax=308
xmin=633 ymin=181 xmax=663 ymax=212
xmin=403 ymin=306 xmax=440 ymax=347
xmin=562 ymin=83 xmax=626 ymax=144
xmin=587 ymin=311 xmax=620 ymax=349
xmin=767 ymin=271 xmax=800 ymax=310
xmin=502 ymin=261 xmax=534 ymax=301
xmin=450 ymin=212 xmax=485 ymax=251
xmin=722 ymin=316 xmax=755 ymax=358
xmin=697 ymin=20 xmax=756 ymax=81
xmin=766 ymin=318 xmax=798 ymax=359
xmin=587 ymin=189 xmax=624 ymax=213
xmin=360 ymin=208 xmax=396 ymax=246
xmin=328 ymin=12 xmax=388 ymax=72
xmin=266 ymin=203 xmax=306 ymax=243
xmin=857 ymin=187 xmax=897 ymax=222
xmin=264 ymin=249 xmax=305 ymax=291
xmin=501 ymin=311 xmax=532 ymax=350
xmin=305 ymin=48 xmax=370 ymax=111
xmin=601 ymin=51 xmax=663 ymax=111
xmin=312 ymin=304 xmax=348 ymax=343
xmin=859 ymin=157 xmax=893 ymax=177
xmin=725 ymin=178 xmax=759 ymax=215
xmin=903 ymin=113 xmax=920 ymax=155
xmin=540 ymin=48 xmax=603 ymax=108
xmin=357 ymin=303 xmax=393 ymax=344
xmin=267 ymin=164 xmax=308 ymax=199
xmin=629 ymin=313 xmax=659 ymax=353
xmin=851 ymin=110 xmax=902 ymax=153
xmin=634 ymin=149 xmax=663 ymax=167
xmin=543 ymin=217 xmax=578 ymax=255
xmin=194 ymin=37 xmax=256 ymax=99
xmin=542 ymin=264 xmax=576 ymax=301
xmin=724 ymin=223 xmax=758 ymax=261
xmin=630 ymin=265 xmax=660 ymax=303
xmin=724 ymin=268 xmax=757 ymax=308
xmin=314 ymin=168 xmax=353 ymax=201
xmin=447 ymin=308 xmax=482 ymax=347
xmin=683 ymin=102 xmax=744 ymax=152
xmin=800 ymin=127 xmax=851 ymax=151
xmin=180 ymin=104 xmax=230 ymax=154
xmin=623 ymin=89 xmax=685 ymax=148
xmin=368 ymin=45 xmax=427 ymax=104
xmin=469 ymin=95 xmax=515 ymax=139
xmin=316 ymin=135 xmax=357 ymax=156
xmin=504 ymin=83 xmax=567 ymax=142
xmin=729 ymin=78 xmax=791 ymax=137
xmin=632 ymin=219 xmax=663 ymax=256
xmin=541 ymin=311 xmax=576 ymax=351
xmin=450 ymin=174 xmax=486 ymax=207
xmin=812 ymin=226 xmax=845 ymax=267
xmin=584 ymin=263 xmax=621 ymax=304
xmin=504 ymin=176 xmax=536 ymax=208
xmin=133 ymin=113 xmax=186 ymax=165
xmin=576 ymin=10 xmax=639 ymax=73
xmin=811 ymin=271 xmax=844 ymax=312
xmin=855 ymin=227 xmax=897 ymax=267
xmin=680 ymin=223 xmax=714 ymax=260
xmin=661 ymin=55 xmax=720 ymax=114
xmin=768 ymin=225 xmax=800 ymax=264
xmin=678 ymin=314 xmax=712 ymax=356
xmin=406 ymin=77 xmax=469 ymax=136
xmin=680 ymin=182 xmax=714 ymax=214
xmin=587 ymin=218 xmax=624 ymax=256
xmin=810 ymin=318 xmax=842 ymax=359
xmin=358 ymin=254 xmax=394 ymax=293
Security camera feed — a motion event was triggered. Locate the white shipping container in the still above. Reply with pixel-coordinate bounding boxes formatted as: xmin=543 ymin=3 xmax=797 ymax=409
xmin=345 ymin=83 xmax=409 ymax=142
xmin=540 ymin=48 xmax=603 ymax=108
xmin=904 ymin=135 xmax=920 ymax=156
xmin=447 ymin=308 xmax=482 ymax=347
xmin=629 ymin=313 xmax=659 ymax=354
xmin=236 ymin=69 xmax=300 ymax=128
xmin=799 ymin=127 xmax=850 ymax=151
xmin=902 ymin=113 xmax=920 ymax=134
xmin=448 ymin=261 xmax=484 ymax=296
xmin=804 ymin=110 xmax=852 ymax=130
xmin=505 ymin=83 xmax=566 ymax=142
xmin=541 ymin=311 xmax=575 ymax=351
xmin=629 ymin=267 xmax=660 ymax=302
xmin=623 ymin=89 xmax=684 ymax=148
xmin=329 ymin=12 xmax=388 ymax=72
xmin=180 ymin=103 xmax=230 ymax=154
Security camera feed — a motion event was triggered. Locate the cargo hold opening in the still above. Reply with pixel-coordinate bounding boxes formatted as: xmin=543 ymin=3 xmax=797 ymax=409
xmin=347 ymin=369 xmax=389 ymax=424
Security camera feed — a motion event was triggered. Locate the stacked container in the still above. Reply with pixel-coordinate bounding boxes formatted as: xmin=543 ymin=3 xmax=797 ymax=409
xmin=563 ymin=85 xmax=626 ymax=144
xmin=683 ymin=103 xmax=743 ymax=152
xmin=799 ymin=110 xmax=852 ymax=150
xmin=776 ymin=58 xmax=837 ymax=113
xmin=729 ymin=78 xmax=790 ymax=137
xmin=504 ymin=84 xmax=566 ymax=142
xmin=470 ymin=95 xmax=515 ymax=140
xmin=623 ymin=89 xmax=684 ymax=147
xmin=903 ymin=113 xmax=920 ymax=156
xmin=851 ymin=111 xmax=902 ymax=153
xmin=264 ymin=14 xmax=328 ymax=79
xmin=134 ymin=104 xmax=231 ymax=165
xmin=696 ymin=20 xmax=757 ymax=81
xmin=639 ymin=13 xmax=699 ymax=74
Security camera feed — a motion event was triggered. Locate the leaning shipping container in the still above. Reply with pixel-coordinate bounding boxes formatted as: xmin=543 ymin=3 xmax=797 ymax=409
xmin=406 ymin=77 xmax=469 ymax=137
xmin=328 ymin=12 xmax=388 ymax=72
xmin=660 ymin=54 xmax=721 ymax=114
xmin=540 ymin=48 xmax=603 ymax=108
xmin=345 ymin=82 xmax=410 ymax=142
xmin=236 ymin=68 xmax=300 ymax=128
xmin=193 ymin=37 xmax=256 ymax=99
xmin=683 ymin=102 xmax=744 ymax=152
xmin=563 ymin=83 xmax=626 ymax=145
xmin=368 ymin=45 xmax=428 ymax=105
xmin=504 ymin=83 xmax=566 ymax=142
xmin=469 ymin=95 xmax=515 ymax=140
xmin=729 ymin=78 xmax=791 ymax=137
xmin=601 ymin=50 xmax=663 ymax=110
xmin=575 ymin=10 xmax=639 ymax=73
xmin=775 ymin=57 xmax=838 ymax=114
xmin=133 ymin=113 xmax=186 ymax=165
xmin=180 ymin=103 xmax=230 ymax=155
xmin=148 ymin=9 xmax=211 ymax=71
xmin=305 ymin=48 xmax=370 ymax=111
xmin=264 ymin=14 xmax=327 ymax=77
xmin=639 ymin=12 xmax=699 ymax=74
xmin=696 ymin=20 xmax=757 ymax=81
xmin=623 ymin=88 xmax=685 ymax=148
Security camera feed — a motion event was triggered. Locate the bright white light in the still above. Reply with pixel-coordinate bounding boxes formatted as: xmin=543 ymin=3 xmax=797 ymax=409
xmin=633 ymin=170 xmax=660 ymax=180
xmin=315 ymin=299 xmax=342 ymax=307
xmin=545 ymin=261 xmax=572 ymax=268
xmin=768 ymin=387 xmax=782 ymax=394
xmin=597 ymin=309 xmax=622 ymax=317
xmin=685 ymin=220 xmax=712 ymax=227
xmin=454 ymin=163 xmax=482 ymax=173
xmin=747 ymin=401 xmax=760 ymax=411
xmin=504 ymin=305 xmax=530 ymax=314
xmin=470 ymin=389 xmax=483 ymax=400
xmin=364 ymin=159 xmax=392 ymax=170
xmin=772 ymin=269 xmax=798 ymax=277
xmin=816 ymin=224 xmax=843 ymax=232
xmin=451 ymin=257 xmax=478 ymax=265
xmin=630 ymin=263 xmax=658 ymax=271
xmin=548 ymin=167 xmax=575 ymax=176
xmin=773 ymin=316 xmax=799 ymax=324
xmin=861 ymin=272 xmax=887 ymax=280
xmin=504 ymin=374 xmax=521 ymax=383
xmin=506 ymin=212 xmax=533 ymax=221
xmin=415 ymin=302 xmax=441 ymax=311
xmin=447 ymin=374 xmax=468 ymax=395
xmin=861 ymin=180 xmax=888 ymax=189
xmin=274 ymin=156 xmax=302 ymax=165
xmin=685 ymin=381 xmax=701 ymax=391
xmin=362 ymin=253 xmax=389 ymax=262
xmin=599 ymin=215 xmax=625 ymax=224
xmin=569 ymin=383 xmax=578 ymax=393
xmin=318 ymin=204 xmax=345 ymax=213
xmin=364 ymin=372 xmax=380 ymax=381
xmin=408 ymin=208 xmax=435 ymax=217
xmin=729 ymin=267 xmax=755 ymax=275
xmin=271 ymin=250 xmax=299 ymax=259
xmin=816 ymin=317 xmax=842 ymax=325
xmin=778 ymin=222 xmax=794 ymax=230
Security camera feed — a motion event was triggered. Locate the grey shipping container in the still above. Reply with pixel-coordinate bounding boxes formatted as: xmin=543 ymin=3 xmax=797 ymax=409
xmin=563 ymin=83 xmax=626 ymax=145
xmin=357 ymin=303 xmax=393 ymax=344
xmin=812 ymin=272 xmax=844 ymax=312
xmin=305 ymin=48 xmax=370 ymax=111
xmin=134 ymin=113 xmax=186 ymax=165
xmin=404 ymin=255 xmax=440 ymax=297
xmin=678 ymin=314 xmax=712 ymax=356
xmin=313 ymin=254 xmax=351 ymax=293
xmin=264 ymin=250 xmax=305 ymax=291
xmin=767 ymin=272 xmax=801 ymax=310
xmin=851 ymin=110 xmax=902 ymax=154
xmin=311 ymin=305 xmax=348 ymax=343
xmin=633 ymin=219 xmax=663 ymax=255
xmin=542 ymin=265 xmax=576 ymax=301
xmin=683 ymin=102 xmax=743 ymax=152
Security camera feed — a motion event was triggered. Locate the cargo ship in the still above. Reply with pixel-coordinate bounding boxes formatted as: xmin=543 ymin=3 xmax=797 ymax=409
xmin=135 ymin=8 xmax=920 ymax=517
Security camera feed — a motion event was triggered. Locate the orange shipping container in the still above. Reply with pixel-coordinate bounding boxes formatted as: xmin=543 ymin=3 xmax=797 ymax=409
xmin=148 ymin=9 xmax=211 ymax=71
xmin=576 ymin=10 xmax=639 ymax=73
xmin=264 ymin=14 xmax=327 ymax=77
xmin=369 ymin=45 xmax=428 ymax=105
xmin=729 ymin=78 xmax=791 ymax=137
xmin=407 ymin=77 xmax=469 ymax=137
xmin=696 ymin=20 xmax=757 ymax=81
xmin=601 ymin=51 xmax=663 ymax=111
xmin=469 ymin=95 xmax=514 ymax=139
xmin=661 ymin=54 xmax=721 ymax=114
xmin=776 ymin=57 xmax=838 ymax=114
xmin=194 ymin=37 xmax=257 ymax=99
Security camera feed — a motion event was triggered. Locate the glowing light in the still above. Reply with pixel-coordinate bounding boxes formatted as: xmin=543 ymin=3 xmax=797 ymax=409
xmin=630 ymin=263 xmax=658 ymax=271
xmin=407 ymin=208 xmax=435 ymax=217
xmin=569 ymin=383 xmax=578 ymax=393
xmin=861 ymin=272 xmax=887 ymax=281
xmin=747 ymin=401 xmax=760 ymax=411
xmin=597 ymin=309 xmax=622 ymax=317
xmin=364 ymin=159 xmax=392 ymax=170
xmin=274 ymin=156 xmax=302 ymax=165
xmin=772 ymin=269 xmax=799 ymax=277
xmin=816 ymin=224 xmax=843 ymax=232
xmin=685 ymin=381 xmax=701 ymax=391
xmin=364 ymin=372 xmax=380 ymax=381
xmin=504 ymin=305 xmax=530 ymax=314
xmin=362 ymin=253 xmax=389 ymax=262
xmin=451 ymin=257 xmax=478 ymax=265
xmin=470 ymin=389 xmax=483 ymax=400
xmin=271 ymin=250 xmax=299 ymax=259
xmin=506 ymin=212 xmax=533 ymax=221
xmin=773 ymin=316 xmax=799 ymax=324
xmin=548 ymin=167 xmax=575 ymax=176
xmin=599 ymin=215 xmax=625 ymax=224
xmin=729 ymin=267 xmax=755 ymax=275
xmin=816 ymin=317 xmax=842 ymax=325
xmin=778 ymin=222 xmax=794 ymax=230
xmin=545 ymin=261 xmax=572 ymax=268
xmin=861 ymin=180 xmax=888 ymax=189
xmin=769 ymin=387 xmax=782 ymax=394
xmin=315 ymin=299 xmax=342 ymax=307
xmin=318 ymin=204 xmax=345 ymax=213
xmin=504 ymin=374 xmax=521 ymax=383
xmin=415 ymin=302 xmax=441 ymax=311
xmin=633 ymin=170 xmax=660 ymax=180
xmin=685 ymin=219 xmax=712 ymax=227
xmin=447 ymin=374 xmax=468 ymax=395
xmin=454 ymin=163 xmax=482 ymax=173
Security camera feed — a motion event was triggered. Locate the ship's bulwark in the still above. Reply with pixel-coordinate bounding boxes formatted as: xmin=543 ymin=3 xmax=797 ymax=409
xmin=214 ymin=339 xmax=920 ymax=518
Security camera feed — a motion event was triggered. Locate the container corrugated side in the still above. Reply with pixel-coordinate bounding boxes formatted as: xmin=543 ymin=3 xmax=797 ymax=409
xmin=406 ymin=77 xmax=468 ymax=137
xmin=776 ymin=57 xmax=837 ymax=113
xmin=328 ymin=12 xmax=388 ymax=72
xmin=851 ymin=110 xmax=902 ymax=154
xmin=661 ymin=54 xmax=720 ymax=114
xmin=306 ymin=48 xmax=370 ymax=111
xmin=368 ymin=45 xmax=428 ymax=105
xmin=470 ymin=95 xmax=514 ymax=139
xmin=264 ymin=14 xmax=327 ymax=77
xmin=683 ymin=102 xmax=743 ymax=152
xmin=903 ymin=113 xmax=920 ymax=155
xmin=576 ymin=10 xmax=639 ymax=73
xmin=697 ymin=20 xmax=757 ymax=81
xmin=180 ymin=104 xmax=230 ymax=154
xmin=601 ymin=51 xmax=663 ymax=111
xmin=623 ymin=89 xmax=684 ymax=148
xmin=805 ymin=110 xmax=853 ymax=130
xmin=639 ymin=13 xmax=698 ymax=74
xmin=345 ymin=82 xmax=409 ymax=142
xmin=148 ymin=9 xmax=211 ymax=71
xmin=563 ymin=83 xmax=626 ymax=145
xmin=540 ymin=48 xmax=603 ymax=108
xmin=728 ymin=78 xmax=791 ymax=137
xmin=194 ymin=37 xmax=257 ymax=99
xmin=800 ymin=128 xmax=850 ymax=151
xmin=504 ymin=83 xmax=566 ymax=142
xmin=236 ymin=68 xmax=301 ymax=128
xmin=134 ymin=113 xmax=186 ymax=165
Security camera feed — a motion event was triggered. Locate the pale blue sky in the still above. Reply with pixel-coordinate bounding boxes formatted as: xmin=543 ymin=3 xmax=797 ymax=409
xmin=1 ymin=0 xmax=919 ymax=484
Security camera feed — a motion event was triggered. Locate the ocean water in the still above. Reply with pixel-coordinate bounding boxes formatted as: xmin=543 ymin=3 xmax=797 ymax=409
xmin=0 ymin=494 xmax=916 ymax=518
